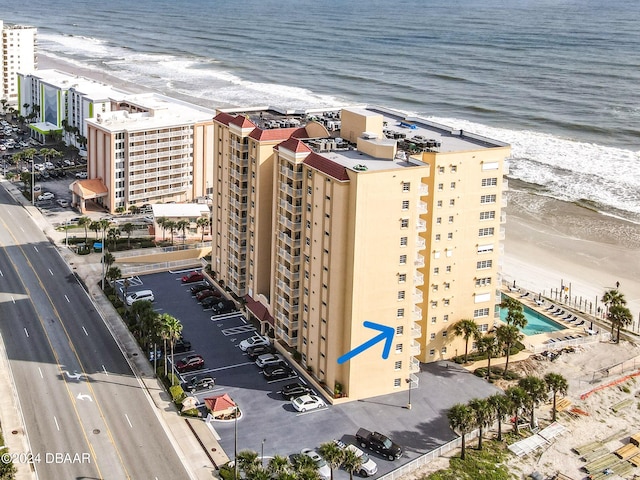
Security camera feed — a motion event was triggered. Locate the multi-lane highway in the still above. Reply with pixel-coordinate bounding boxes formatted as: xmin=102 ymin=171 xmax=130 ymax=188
xmin=0 ymin=186 xmax=190 ymax=479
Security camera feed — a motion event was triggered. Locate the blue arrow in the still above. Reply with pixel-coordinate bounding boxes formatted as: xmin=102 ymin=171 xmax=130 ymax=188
xmin=337 ymin=321 xmax=395 ymax=365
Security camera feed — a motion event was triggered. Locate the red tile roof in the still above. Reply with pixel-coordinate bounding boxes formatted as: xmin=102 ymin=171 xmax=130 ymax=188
xmin=249 ymin=127 xmax=308 ymax=141
xmin=276 ymin=138 xmax=312 ymax=153
xmin=204 ymin=393 xmax=236 ymax=413
xmin=213 ymin=112 xmax=235 ymax=126
xmin=230 ymin=115 xmax=256 ymax=129
xmin=244 ymin=295 xmax=274 ymax=326
xmin=303 ymin=153 xmax=350 ymax=181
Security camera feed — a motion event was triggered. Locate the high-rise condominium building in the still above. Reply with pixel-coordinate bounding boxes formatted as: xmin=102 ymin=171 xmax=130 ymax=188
xmin=76 ymin=93 xmax=217 ymax=213
xmin=210 ymin=105 xmax=510 ymax=401
xmin=1 ymin=20 xmax=36 ymax=106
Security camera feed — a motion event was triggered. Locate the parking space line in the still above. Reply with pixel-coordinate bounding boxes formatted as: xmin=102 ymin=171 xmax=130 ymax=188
xmin=295 ymin=407 xmax=328 ymax=417
xmin=266 ymin=375 xmax=298 ymax=384
xmin=206 ymin=362 xmax=255 ymax=373
xmin=221 ymin=325 xmax=256 ymax=336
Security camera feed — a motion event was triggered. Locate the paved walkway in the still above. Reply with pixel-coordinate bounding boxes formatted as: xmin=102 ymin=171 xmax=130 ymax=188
xmin=0 ymin=179 xmax=227 ymax=480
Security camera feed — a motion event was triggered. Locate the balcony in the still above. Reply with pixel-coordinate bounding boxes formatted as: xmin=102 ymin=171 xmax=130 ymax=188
xmin=279 ymin=215 xmax=301 ymax=231
xmin=416 ymin=219 xmax=427 ymax=232
xmin=280 ymin=165 xmax=302 ymax=180
xmin=414 ymin=254 xmax=425 ymax=268
xmin=229 ymin=196 xmax=247 ymax=210
xmin=408 ymin=373 xmax=419 ymax=387
xmin=229 ymin=211 xmax=248 ymax=225
xmin=409 ymin=357 xmax=420 ymax=373
xmin=419 ymin=183 xmax=429 ymax=196
xmin=410 ymin=341 xmax=421 ymax=355
xmin=231 ymin=140 xmax=249 ymax=152
xmin=417 ymin=200 xmax=428 ymax=214
xmin=414 ymin=272 xmax=424 ymax=286
xmin=275 ymin=311 xmax=299 ymax=331
xmin=413 ymin=289 xmax=423 ymax=303
xmin=279 ymin=232 xmax=301 ymax=249
xmin=128 ymin=184 xmax=188 ymax=201
xmin=278 ymin=247 xmax=300 ymax=264
xmin=412 ymin=307 xmax=422 ymax=321
xmin=229 ymin=183 xmax=248 ymax=196
xmin=499 ymin=227 xmax=506 ymax=240
xmin=277 ymin=264 xmax=300 ymax=281
xmin=280 ymin=183 xmax=302 ymax=198
xmin=280 ymin=199 xmax=302 ymax=215
xmin=230 ymin=168 xmax=248 ymax=182
xmin=502 ymin=179 xmax=509 ymax=191
xmin=275 ymin=326 xmax=297 ymax=347
xmin=500 ymin=212 xmax=507 ymax=224
xmin=411 ymin=323 xmax=422 ymax=338
xmin=415 ymin=236 xmax=426 ymax=250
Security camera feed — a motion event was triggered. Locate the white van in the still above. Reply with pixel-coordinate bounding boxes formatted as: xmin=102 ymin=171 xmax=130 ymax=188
xmin=126 ymin=290 xmax=155 ymax=306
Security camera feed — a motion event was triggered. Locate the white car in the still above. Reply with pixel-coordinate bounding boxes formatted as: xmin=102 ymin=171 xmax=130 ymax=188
xmin=56 ymin=199 xmax=69 ymax=208
xmin=239 ymin=334 xmax=270 ymax=352
xmin=299 ymin=449 xmax=330 ymax=480
xmin=75 ymin=171 xmax=88 ymax=179
xmin=334 ymin=441 xmax=378 ymax=477
xmin=255 ymin=353 xmax=285 ymax=368
xmin=37 ymin=192 xmax=54 ymax=201
xmin=291 ymin=395 xmax=326 ymax=413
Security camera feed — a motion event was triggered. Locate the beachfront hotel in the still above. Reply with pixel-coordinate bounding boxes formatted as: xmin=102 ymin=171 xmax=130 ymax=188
xmin=210 ymin=105 xmax=510 ymax=401
xmin=17 ymin=68 xmax=129 ymax=146
xmin=75 ymin=93 xmax=217 ymax=213
xmin=1 ymin=20 xmax=37 ymax=106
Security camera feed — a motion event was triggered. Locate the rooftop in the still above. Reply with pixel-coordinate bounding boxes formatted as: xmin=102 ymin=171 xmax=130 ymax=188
xmin=22 ymin=69 xmax=129 ymax=101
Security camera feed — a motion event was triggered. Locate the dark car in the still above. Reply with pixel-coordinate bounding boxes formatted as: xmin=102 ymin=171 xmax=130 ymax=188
xmin=175 ymin=354 xmax=205 ymax=373
xmin=183 ymin=376 xmax=215 ymax=393
xmin=246 ymin=344 xmax=276 ymax=359
xmin=182 ymin=271 xmax=204 ymax=283
xmin=211 ymin=299 xmax=236 ymax=315
xmin=190 ymin=283 xmax=211 ymax=295
xmin=280 ymin=382 xmax=313 ymax=400
xmin=355 ymin=428 xmax=403 ymax=461
xmin=196 ymin=289 xmax=221 ymax=302
xmin=201 ymin=296 xmax=222 ymax=309
xmin=172 ymin=338 xmax=193 ymax=354
xmin=263 ymin=364 xmax=295 ymax=381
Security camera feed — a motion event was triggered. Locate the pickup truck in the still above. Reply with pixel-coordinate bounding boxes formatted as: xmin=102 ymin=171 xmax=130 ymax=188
xmin=355 ymin=428 xmax=402 ymax=461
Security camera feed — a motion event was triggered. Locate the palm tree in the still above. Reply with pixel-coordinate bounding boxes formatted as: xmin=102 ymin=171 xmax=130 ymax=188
xmin=495 ymin=324 xmax=523 ymax=376
xmin=165 ymin=220 xmax=177 ymax=245
xmin=452 ymin=319 xmax=479 ymax=363
xmin=236 ymin=450 xmax=261 ymax=478
xmin=129 ymin=205 xmax=140 ymax=215
xmin=267 ymin=455 xmax=292 ymax=478
xmin=519 ymin=376 xmax=548 ymax=429
xmin=115 ymin=206 xmax=126 ymax=215
xmin=176 ymin=219 xmax=190 ymax=244
xmin=291 ymin=453 xmax=320 ymax=479
xmin=476 ymin=334 xmax=499 ymax=381
xmin=129 ymin=300 xmax=158 ymax=348
xmin=608 ymin=304 xmax=633 ymax=343
xmin=487 ymin=393 xmax=512 ymax=441
xmin=156 ymin=216 xmax=168 ymax=241
xmin=103 ymin=252 xmax=115 ymax=270
xmin=107 ymin=227 xmax=120 ymax=251
xmin=544 ymin=372 xmax=569 ymax=422
xmin=77 ymin=216 xmax=91 ymax=242
xmin=106 ymin=266 xmax=121 ymax=288
xmin=505 ymin=385 xmax=528 ymax=434
xmin=318 ymin=442 xmax=343 ymax=480
xmin=197 ymin=216 xmax=210 ymax=241
xmin=89 ymin=220 xmax=101 ymax=239
xmin=500 ymin=295 xmax=527 ymax=329
xmin=448 ymin=403 xmax=475 ymax=460
xmin=121 ymin=222 xmax=135 ymax=248
xmin=162 ymin=314 xmax=183 ymax=385
xmin=468 ymin=397 xmax=493 ymax=450
xmin=341 ymin=447 xmax=362 ymax=480
xmin=602 ymin=289 xmax=626 ymax=335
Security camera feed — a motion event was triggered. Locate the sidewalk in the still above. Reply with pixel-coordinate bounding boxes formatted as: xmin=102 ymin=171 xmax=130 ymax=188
xmin=1 ymin=179 xmax=228 ymax=480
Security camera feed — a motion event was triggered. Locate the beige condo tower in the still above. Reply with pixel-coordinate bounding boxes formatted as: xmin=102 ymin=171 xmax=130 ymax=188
xmin=210 ymin=106 xmax=510 ymax=402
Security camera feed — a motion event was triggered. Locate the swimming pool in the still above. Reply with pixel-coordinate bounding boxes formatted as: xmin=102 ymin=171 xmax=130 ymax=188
xmin=499 ymin=303 xmax=566 ymax=336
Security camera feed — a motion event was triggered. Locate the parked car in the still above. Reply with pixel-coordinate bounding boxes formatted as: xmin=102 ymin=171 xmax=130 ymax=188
xmin=255 ymin=353 xmax=285 ymax=368
xmin=291 ymin=395 xmax=326 ymax=413
xmin=190 ymin=283 xmax=211 ymax=295
xmin=172 ymin=337 xmax=193 ymax=354
xmin=175 ymin=354 xmax=205 ymax=373
xmin=280 ymin=382 xmax=313 ymax=400
xmin=299 ymin=449 xmax=330 ymax=480
xmin=210 ymin=299 xmax=237 ymax=315
xmin=75 ymin=171 xmax=88 ymax=179
xmin=125 ymin=289 xmax=155 ymax=306
xmin=181 ymin=271 xmax=204 ymax=283
xmin=37 ymin=192 xmax=54 ymax=201
xmin=239 ymin=334 xmax=270 ymax=352
xmin=333 ymin=440 xmax=378 ymax=477
xmin=195 ymin=289 xmax=221 ymax=302
xmin=56 ymin=199 xmax=69 ymax=208
xmin=355 ymin=428 xmax=402 ymax=461
xmin=183 ymin=375 xmax=215 ymax=393
xmin=263 ymin=364 xmax=294 ymax=381
xmin=246 ymin=344 xmax=276 ymax=360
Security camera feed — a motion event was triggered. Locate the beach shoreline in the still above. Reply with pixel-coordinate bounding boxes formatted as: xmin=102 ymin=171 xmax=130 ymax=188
xmin=36 ymin=53 xmax=640 ymax=321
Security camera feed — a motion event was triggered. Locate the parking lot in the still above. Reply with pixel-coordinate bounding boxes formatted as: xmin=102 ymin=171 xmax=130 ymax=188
xmin=121 ymin=270 xmax=501 ymax=478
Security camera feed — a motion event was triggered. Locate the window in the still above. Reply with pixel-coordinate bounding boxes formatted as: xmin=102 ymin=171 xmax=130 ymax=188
xmin=476 ymin=277 xmax=492 ymax=287
xmin=448 ymin=216 xmax=454 ymax=223
xmin=398 ymin=291 xmax=405 ymax=300
xmin=451 ymin=165 xmax=457 ymax=173
xmin=431 ymin=316 xmax=437 ymax=324
xmin=435 ymin=234 xmax=441 ymax=241
xmin=430 ymin=333 xmax=436 ymax=340
xmin=447 ymin=232 xmax=453 ymax=240
xmin=304 ymin=287 xmax=309 ymax=296
xmin=474 ymin=308 xmax=490 ymax=318
xmin=394 ymin=378 xmax=401 ymax=387
xmin=400 ymin=236 xmax=408 ymax=247
xmin=398 ymin=274 xmax=406 ymax=283
xmin=438 ymin=183 xmax=444 ymax=191
xmin=479 ymin=324 xmax=489 ymax=332
xmin=436 ymin=217 xmax=442 ymax=224
xmin=399 ymin=254 xmax=407 ymax=265
xmin=477 ymin=244 xmax=494 ymax=254
xmin=325 ymin=195 xmax=331 ymax=200
xmin=450 ymin=182 xmax=456 ymax=189
xmin=395 ymin=343 xmax=403 ymax=353
xmin=449 ymin=199 xmax=455 ymax=206
xmin=397 ymin=308 xmax=405 ymax=318
xmin=480 ymin=211 xmax=496 ymax=220
xmin=477 ymin=260 xmax=493 ymax=269
xmin=394 ymin=361 xmax=402 ymax=370
xmin=400 ymin=218 xmax=409 ymax=228
xmin=444 ymin=283 xmax=450 ymax=290
xmin=307 ymin=203 xmax=311 ymax=212
xmin=306 ymin=220 xmax=311 ymax=229
xmin=444 ymin=299 xmax=450 ymax=306
xmin=446 ymin=265 xmax=452 ymax=273
xmin=441 ymin=347 xmax=447 ymax=354
xmin=307 ymin=186 xmax=312 ymax=195
xmin=438 ymin=166 xmax=445 ymax=174
xmin=442 ymin=330 xmax=448 ymax=337
xmin=401 ymin=200 xmax=410 ymax=210
xmin=478 ymin=227 xmax=494 ymax=237
xmin=480 ymin=194 xmax=497 ymax=204
xmin=396 ymin=326 xmax=404 ymax=335
xmin=430 ymin=301 xmax=437 ymax=308
xmin=430 ymin=349 xmax=435 ymax=356
xmin=402 ymin=182 xmax=411 ymax=192
xmin=307 ymin=170 xmax=313 ymax=179
xmin=482 ymin=177 xmax=498 ymax=187
xmin=433 ymin=267 xmax=439 ymax=275
xmin=437 ymin=200 xmax=443 ymax=208
xmin=305 ymin=238 xmax=310 ymax=246
xmin=443 ymin=314 xmax=449 ymax=322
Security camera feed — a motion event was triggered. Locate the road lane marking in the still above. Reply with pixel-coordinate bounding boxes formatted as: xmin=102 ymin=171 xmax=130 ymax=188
xmin=64 ymin=294 xmax=70 ymax=303
xmin=0 ymin=269 xmax=3 ymax=276
xmin=23 ymin=328 xmax=29 ymax=338
xmin=19 ymin=226 xmax=24 ymax=232
xmin=102 ymin=365 xmax=109 ymax=376
xmin=48 ymin=268 xmax=54 ymax=275
xmin=38 ymin=367 xmax=43 ymax=378
xmin=65 ymin=371 xmax=83 ymax=381
xmin=82 ymin=326 xmax=89 ymax=336
xmin=10 ymin=296 xmax=14 ymax=304
xmin=33 ymin=246 xmax=38 ymax=253
xmin=124 ymin=414 xmax=133 ymax=428
xmin=76 ymin=393 xmax=93 ymax=402
xmin=54 ymin=416 xmax=60 ymax=431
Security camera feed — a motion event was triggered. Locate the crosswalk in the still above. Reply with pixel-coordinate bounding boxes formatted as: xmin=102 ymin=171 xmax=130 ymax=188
xmin=221 ymin=325 xmax=256 ymax=336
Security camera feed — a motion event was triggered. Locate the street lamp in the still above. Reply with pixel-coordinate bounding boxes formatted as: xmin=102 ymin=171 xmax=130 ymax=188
xmin=405 ymin=378 xmax=412 ymax=410
xmin=234 ymin=405 xmax=239 ymax=480
xmin=261 ymin=438 xmax=266 ymax=467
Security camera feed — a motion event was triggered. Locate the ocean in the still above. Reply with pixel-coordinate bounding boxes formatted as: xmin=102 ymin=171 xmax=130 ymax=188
xmin=2 ymin=0 xmax=639 ymax=221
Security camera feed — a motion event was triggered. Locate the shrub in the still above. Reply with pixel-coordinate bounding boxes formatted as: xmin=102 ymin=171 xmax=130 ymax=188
xmin=169 ymin=385 xmax=186 ymax=406
xmin=219 ymin=464 xmax=236 ymax=480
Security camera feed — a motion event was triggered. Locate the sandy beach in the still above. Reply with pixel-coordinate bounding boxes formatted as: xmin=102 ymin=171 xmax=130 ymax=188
xmin=35 ymin=52 xmax=640 ymax=479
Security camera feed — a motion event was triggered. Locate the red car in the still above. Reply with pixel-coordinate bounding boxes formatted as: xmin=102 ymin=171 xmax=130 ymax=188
xmin=195 ymin=289 xmax=221 ymax=302
xmin=182 ymin=271 xmax=204 ymax=283
xmin=175 ymin=355 xmax=205 ymax=373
